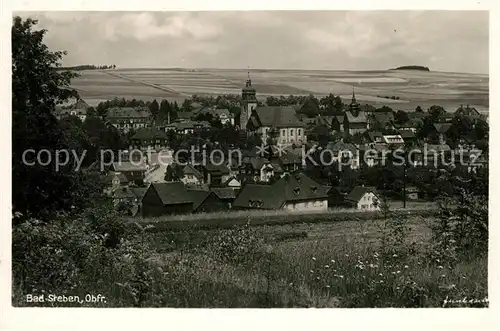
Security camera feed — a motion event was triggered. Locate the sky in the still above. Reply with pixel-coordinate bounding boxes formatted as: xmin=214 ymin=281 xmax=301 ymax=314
xmin=15 ymin=11 xmax=489 ymax=74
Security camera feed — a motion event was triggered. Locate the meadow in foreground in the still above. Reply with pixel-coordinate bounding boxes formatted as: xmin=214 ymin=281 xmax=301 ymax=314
xmin=12 ymin=192 xmax=487 ymax=308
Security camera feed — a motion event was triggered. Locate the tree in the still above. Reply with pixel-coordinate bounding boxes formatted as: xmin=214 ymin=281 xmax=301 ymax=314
xmin=415 ymin=105 xmax=423 ymax=112
xmin=299 ymin=95 xmax=320 ymax=118
xmin=428 ymin=105 xmax=446 ymax=122
xmin=394 ymin=110 xmax=409 ymax=124
xmin=149 ymin=99 xmax=159 ymax=119
xmin=181 ymin=99 xmax=193 ymax=112
xmin=12 ymin=17 xmax=104 ymax=218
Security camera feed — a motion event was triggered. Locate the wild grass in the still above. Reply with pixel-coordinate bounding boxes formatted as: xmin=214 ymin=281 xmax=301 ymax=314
xmin=137 ymin=214 xmax=487 ymax=308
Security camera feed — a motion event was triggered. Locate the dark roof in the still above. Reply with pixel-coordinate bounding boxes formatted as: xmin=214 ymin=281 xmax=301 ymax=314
xmin=130 ymin=187 xmax=148 ymax=200
xmin=211 ymin=187 xmax=239 ymax=200
xmin=274 ymin=172 xmax=329 ymax=202
xmin=131 ymin=127 xmax=168 ymax=140
xmin=434 ymin=123 xmax=453 ymax=133
xmin=455 ymin=106 xmax=481 ymax=118
xmin=367 ymin=131 xmax=384 ymax=142
xmin=233 ymin=184 xmax=283 ymax=209
xmin=399 ymin=130 xmax=416 ymax=139
xmin=253 ymin=106 xmax=305 ymax=128
xmin=150 ymin=182 xmax=193 ymax=205
xmin=69 ymin=99 xmax=90 ymax=110
xmin=112 ymin=161 xmax=147 ymax=172
xmin=177 ymin=111 xmax=195 ymax=120
xmin=186 ymin=189 xmax=211 ymax=210
xmin=233 ymin=172 xmax=328 ymax=209
xmin=345 ymin=111 xmax=367 ymax=124
xmin=183 ymin=164 xmax=203 ymax=179
xmin=202 ymin=163 xmax=230 ymax=175
xmin=107 ymin=107 xmax=150 ymax=119
xmin=346 ymin=186 xmax=378 ymax=202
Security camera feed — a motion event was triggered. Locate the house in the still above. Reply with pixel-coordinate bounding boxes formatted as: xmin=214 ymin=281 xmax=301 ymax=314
xmin=344 ymin=111 xmax=368 ymax=134
xmin=432 ymin=123 xmax=453 ymax=144
xmin=233 ymin=172 xmax=329 ymax=211
xmin=343 ymin=90 xmax=368 ymax=134
xmin=55 ymin=98 xmax=90 ymax=122
xmin=224 ymin=177 xmax=242 ymax=189
xmin=455 ymin=104 xmax=484 ymax=122
xmin=246 ymin=106 xmax=307 ymax=145
xmin=181 ymin=164 xmax=204 ymax=185
xmin=129 ymin=127 xmax=169 ymax=151
xmin=366 ymin=131 xmax=384 ymax=144
xmin=382 ymin=134 xmax=405 ymax=146
xmin=345 ymin=186 xmax=380 ymax=210
xmin=111 ymin=161 xmax=148 ymax=186
xmin=165 ymin=120 xmax=211 ymax=135
xmin=240 ymin=157 xmax=275 ymax=183
xmin=142 ymin=182 xmax=195 ymax=217
xmin=398 ymin=130 xmax=417 ymax=144
xmin=197 ymin=163 xmax=231 ymax=186
xmin=200 ymin=107 xmax=235 ymax=125
xmin=107 ymin=107 xmax=151 ymax=133
xmin=194 ymin=188 xmax=239 ymax=213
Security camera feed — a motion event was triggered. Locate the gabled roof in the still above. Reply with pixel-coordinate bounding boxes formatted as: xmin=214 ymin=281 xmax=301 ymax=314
xmin=433 ymin=123 xmax=453 ymax=133
xmin=69 ymin=99 xmax=90 ymax=110
xmin=177 ymin=111 xmax=195 ymax=120
xmin=233 ymin=172 xmax=328 ymax=209
xmin=213 ymin=108 xmax=232 ymax=118
xmin=455 ymin=105 xmax=481 ymax=117
xmin=186 ymin=189 xmax=211 ymax=210
xmin=345 ymin=111 xmax=367 ymax=124
xmin=274 ymin=172 xmax=329 ymax=202
xmin=130 ymin=187 xmax=148 ymax=200
xmin=233 ymin=184 xmax=284 ymax=209
xmin=112 ymin=161 xmax=147 ymax=172
xmin=131 ymin=127 xmax=168 ymax=140
xmin=150 ymin=182 xmax=193 ymax=205
xmin=202 ymin=163 xmax=230 ymax=175
xmin=252 ymin=106 xmax=305 ymax=128
xmin=211 ymin=187 xmax=239 ymax=200
xmin=183 ymin=164 xmax=203 ymax=179
xmin=346 ymin=186 xmax=378 ymax=202
xmin=367 ymin=131 xmax=384 ymax=142
xmin=107 ymin=107 xmax=150 ymax=119
xmin=399 ymin=130 xmax=416 ymax=139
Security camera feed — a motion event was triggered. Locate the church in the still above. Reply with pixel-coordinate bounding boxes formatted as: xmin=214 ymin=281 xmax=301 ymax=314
xmin=239 ymin=73 xmax=307 ymax=146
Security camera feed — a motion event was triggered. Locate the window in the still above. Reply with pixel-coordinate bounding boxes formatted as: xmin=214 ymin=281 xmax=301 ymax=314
xmin=281 ymin=129 xmax=286 ymax=137
xmin=297 ymin=129 xmax=302 ymax=136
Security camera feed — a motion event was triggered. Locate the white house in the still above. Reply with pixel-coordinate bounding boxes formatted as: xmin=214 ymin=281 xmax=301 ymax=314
xmin=346 ymin=186 xmax=380 ymax=210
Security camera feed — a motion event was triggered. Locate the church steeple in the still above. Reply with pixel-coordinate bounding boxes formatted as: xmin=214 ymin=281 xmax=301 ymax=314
xmin=246 ymin=69 xmax=252 ymax=87
xmin=349 ymin=86 xmax=360 ymax=115
xmin=242 ymin=67 xmax=256 ymax=101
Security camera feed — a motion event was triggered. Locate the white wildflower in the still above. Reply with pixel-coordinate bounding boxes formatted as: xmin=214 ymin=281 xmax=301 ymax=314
xmin=339 ymin=275 xmax=344 ymax=279
xmin=404 ymin=265 xmax=409 ymax=269
xmin=438 ymin=265 xmax=444 ymax=269
xmin=312 ymin=257 xmax=317 ymax=261
xmin=324 ymin=265 xmax=330 ymax=268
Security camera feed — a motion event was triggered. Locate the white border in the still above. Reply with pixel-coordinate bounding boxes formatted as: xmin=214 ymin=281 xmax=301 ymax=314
xmin=1 ymin=1 xmax=498 ymax=331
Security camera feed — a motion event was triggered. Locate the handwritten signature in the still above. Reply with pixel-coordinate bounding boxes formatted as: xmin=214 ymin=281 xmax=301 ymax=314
xmin=443 ymin=296 xmax=488 ymax=307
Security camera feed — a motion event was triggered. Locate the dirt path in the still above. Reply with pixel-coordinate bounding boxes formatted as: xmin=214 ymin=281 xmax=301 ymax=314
xmin=102 ymin=71 xmax=191 ymax=97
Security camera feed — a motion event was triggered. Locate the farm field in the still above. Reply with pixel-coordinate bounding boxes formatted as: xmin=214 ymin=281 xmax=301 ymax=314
xmin=71 ymin=68 xmax=489 ymax=113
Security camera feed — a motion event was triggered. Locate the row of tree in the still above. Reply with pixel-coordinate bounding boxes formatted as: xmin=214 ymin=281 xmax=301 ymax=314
xmin=58 ymin=64 xmax=117 ymax=71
